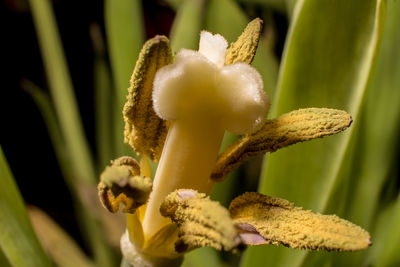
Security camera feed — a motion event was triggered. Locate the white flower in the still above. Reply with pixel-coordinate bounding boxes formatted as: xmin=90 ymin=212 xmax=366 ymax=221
xmin=153 ymin=31 xmax=269 ymax=134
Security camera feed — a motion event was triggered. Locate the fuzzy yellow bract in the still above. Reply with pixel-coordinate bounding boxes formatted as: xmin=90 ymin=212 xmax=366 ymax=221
xmin=160 ymin=189 xmax=241 ymax=253
xmin=229 ymin=192 xmax=371 ymax=251
xmin=225 ymin=18 xmax=263 ymax=65
xmin=123 ymin=35 xmax=172 ymax=162
xmin=212 ymin=108 xmax=353 ymax=181
xmin=98 ymin=156 xmax=152 ymax=214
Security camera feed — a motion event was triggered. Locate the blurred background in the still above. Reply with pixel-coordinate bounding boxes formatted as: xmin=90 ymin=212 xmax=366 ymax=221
xmin=1 ymin=0 xmax=399 ymax=266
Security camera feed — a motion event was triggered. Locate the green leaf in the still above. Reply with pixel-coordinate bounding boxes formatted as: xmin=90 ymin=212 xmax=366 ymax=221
xmin=105 ymin=0 xmax=144 ymax=156
xmin=0 ymin=147 xmax=52 ymax=267
xmin=169 ymin=0 xmax=205 ymax=53
xmin=205 ymin=0 xmax=248 ymax=43
xmin=367 ymin=193 xmax=400 ymax=267
xmin=28 ymin=1 xmax=116 ymax=265
xmin=22 ymin=81 xmax=74 ymax=190
xmin=164 ymin=0 xmax=184 ymax=10
xmin=242 ymin=0 xmax=385 ymax=266
xmin=317 ymin=2 xmax=400 ymax=265
xmin=28 ymin=206 xmax=96 ymax=267
xmin=90 ymin=24 xmax=114 ymax=170
xmin=28 ymin=0 xmax=96 ymax=184
xmin=236 ymin=0 xmax=287 ymax=13
xmin=338 ymin=0 xmax=400 ymax=229
xmin=0 ymin=249 xmax=11 ymax=267
xmin=182 ymin=247 xmax=225 ymax=267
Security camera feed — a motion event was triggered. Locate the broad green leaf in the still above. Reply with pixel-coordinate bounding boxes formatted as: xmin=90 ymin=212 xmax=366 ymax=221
xmin=338 ymin=0 xmax=400 ymax=229
xmin=105 ymin=0 xmax=144 ymax=156
xmin=242 ymin=0 xmax=385 ymax=266
xmin=318 ymin=2 xmax=400 ymax=266
xmin=29 ymin=0 xmax=96 ymax=184
xmin=0 ymin=147 xmax=52 ymax=267
xmin=367 ymin=193 xmax=400 ymax=267
xmin=169 ymin=0 xmax=205 ymax=53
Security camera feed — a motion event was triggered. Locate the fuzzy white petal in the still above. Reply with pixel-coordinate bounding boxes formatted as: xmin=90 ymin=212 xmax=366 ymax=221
xmin=198 ymin=31 xmax=228 ymax=68
xmin=217 ymin=63 xmax=269 ymax=134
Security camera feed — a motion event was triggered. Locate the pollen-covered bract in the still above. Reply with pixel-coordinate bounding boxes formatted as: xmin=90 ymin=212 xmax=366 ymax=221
xmin=229 ymin=192 xmax=371 ymax=251
xmin=123 ymin=35 xmax=172 ymax=161
xmin=212 ymin=108 xmax=353 ymax=181
xmin=98 ymin=156 xmax=152 ymax=213
xmin=225 ymin=18 xmax=263 ymax=65
xmin=160 ymin=190 xmax=241 ymax=253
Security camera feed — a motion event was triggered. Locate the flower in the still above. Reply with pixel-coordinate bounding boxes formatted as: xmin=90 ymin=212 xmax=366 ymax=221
xmin=98 ymin=18 xmax=371 ymax=267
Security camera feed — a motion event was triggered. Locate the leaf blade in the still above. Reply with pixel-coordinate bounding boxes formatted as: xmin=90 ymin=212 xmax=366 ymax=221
xmin=243 ymin=0 xmax=386 ymax=266
xmin=0 ymin=147 xmax=52 ymax=267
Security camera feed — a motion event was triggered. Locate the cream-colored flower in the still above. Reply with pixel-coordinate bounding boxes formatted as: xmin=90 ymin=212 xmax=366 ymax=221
xmin=98 ymin=18 xmax=370 ymax=267
xmin=143 ymin=30 xmax=269 ymax=242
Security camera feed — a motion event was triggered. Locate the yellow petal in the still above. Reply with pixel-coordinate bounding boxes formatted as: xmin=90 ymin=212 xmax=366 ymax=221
xmin=229 ymin=192 xmax=371 ymax=251
xmin=211 ymin=108 xmax=352 ymax=181
xmin=160 ymin=189 xmax=241 ymax=253
xmin=225 ymin=18 xmax=263 ymax=65
xmin=98 ymin=156 xmax=152 ymax=213
xmin=123 ymin=35 xmax=172 ymax=161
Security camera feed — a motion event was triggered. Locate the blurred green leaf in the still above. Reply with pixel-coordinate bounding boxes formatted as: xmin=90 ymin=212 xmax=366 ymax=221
xmin=0 ymin=249 xmax=11 ymax=267
xmin=90 ymin=24 xmax=114 ymax=170
xmin=205 ymin=0 xmax=247 ymax=43
xmin=164 ymin=0 xmax=184 ymax=10
xmin=22 ymin=81 xmax=74 ymax=189
xmin=169 ymin=0 xmax=205 ymax=53
xmin=29 ymin=0 xmax=96 ymax=184
xmin=28 ymin=1 xmax=116 ymax=265
xmin=338 ymin=0 xmax=400 ymax=229
xmin=28 ymin=206 xmax=96 ymax=267
xmin=0 ymin=147 xmax=52 ymax=267
xmin=242 ymin=0 xmax=385 ymax=266
xmin=105 ymin=0 xmax=144 ymax=156
xmin=367 ymin=193 xmax=400 ymax=267
xmin=182 ymin=247 xmax=226 ymax=267
xmin=236 ymin=0 xmax=286 ymax=13
xmin=321 ymin=2 xmax=400 ymax=265
xmin=23 ymin=85 xmax=116 ymax=267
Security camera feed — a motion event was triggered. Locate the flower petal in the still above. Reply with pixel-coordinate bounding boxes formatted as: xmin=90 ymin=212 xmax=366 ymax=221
xmin=218 ymin=62 xmax=269 ymax=134
xmin=123 ymin=35 xmax=172 ymax=161
xmin=98 ymin=156 xmax=152 ymax=213
xmin=229 ymin=192 xmax=371 ymax=251
xmin=160 ymin=189 xmax=241 ymax=253
xmin=212 ymin=108 xmax=352 ymax=181
xmin=152 ymin=49 xmax=218 ymax=120
xmin=225 ymin=18 xmax=263 ymax=65
xmin=199 ymin=31 xmax=228 ymax=68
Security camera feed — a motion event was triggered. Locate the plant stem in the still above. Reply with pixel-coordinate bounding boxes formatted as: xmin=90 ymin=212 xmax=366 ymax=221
xmin=142 ymin=119 xmax=224 ymax=238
